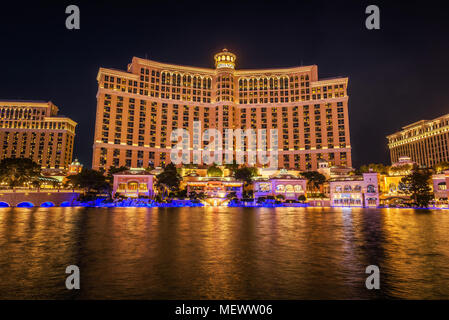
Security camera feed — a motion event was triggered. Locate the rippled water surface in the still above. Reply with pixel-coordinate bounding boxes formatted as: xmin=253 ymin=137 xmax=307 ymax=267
xmin=0 ymin=207 xmax=449 ymax=299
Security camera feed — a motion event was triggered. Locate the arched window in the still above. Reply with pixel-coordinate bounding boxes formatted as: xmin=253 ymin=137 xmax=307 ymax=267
xmin=259 ymin=183 xmax=271 ymax=192
xmin=367 ymin=185 xmax=376 ymax=193
xmin=294 ymin=185 xmax=303 ymax=193
xmin=276 ymin=184 xmax=285 ymax=192
xmin=285 ymin=185 xmax=294 ymax=192
xmin=139 ymin=183 xmax=147 ymax=190
xmin=438 ymin=182 xmax=447 ymax=190
xmin=354 ymin=185 xmax=362 ymax=192
xmin=344 ymin=185 xmax=352 ymax=192
xmin=335 ymin=185 xmax=342 ymax=192
xmin=127 ymin=181 xmax=138 ymax=190
xmin=389 ymin=183 xmax=397 ymax=192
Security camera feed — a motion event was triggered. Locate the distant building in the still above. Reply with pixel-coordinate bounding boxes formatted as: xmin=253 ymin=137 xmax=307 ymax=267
xmin=185 ymin=175 xmax=243 ymax=205
xmin=432 ymin=170 xmax=449 ymax=206
xmin=253 ymin=171 xmax=307 ymax=201
xmin=112 ymin=168 xmax=155 ymax=198
xmin=93 ymin=49 xmax=351 ymax=171
xmin=329 ymin=172 xmax=379 ymax=207
xmin=68 ymin=158 xmax=83 ymax=175
xmin=0 ymin=100 xmax=77 ymax=169
xmin=387 ymin=113 xmax=449 ymax=168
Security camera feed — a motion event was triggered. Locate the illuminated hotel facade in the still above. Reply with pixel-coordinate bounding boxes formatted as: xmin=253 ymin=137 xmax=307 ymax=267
xmin=93 ymin=49 xmax=351 ymax=170
xmin=0 ymin=100 xmax=77 ymax=169
xmin=387 ymin=113 xmax=449 ymax=168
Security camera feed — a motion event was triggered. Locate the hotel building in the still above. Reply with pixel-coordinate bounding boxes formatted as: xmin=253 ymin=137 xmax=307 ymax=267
xmin=387 ymin=113 xmax=449 ymax=168
xmin=0 ymin=100 xmax=77 ymax=169
xmin=93 ymin=49 xmax=351 ymax=171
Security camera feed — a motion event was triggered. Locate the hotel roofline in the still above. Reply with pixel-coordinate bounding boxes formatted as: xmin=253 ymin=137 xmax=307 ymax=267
xmin=96 ymin=56 xmax=348 ymax=85
xmin=386 ymin=113 xmax=449 ymax=139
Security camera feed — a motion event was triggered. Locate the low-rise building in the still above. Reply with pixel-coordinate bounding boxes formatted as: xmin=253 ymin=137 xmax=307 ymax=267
xmin=112 ymin=168 xmax=155 ymax=198
xmin=378 ymin=156 xmax=415 ymax=206
xmin=329 ymin=172 xmax=379 ymax=207
xmin=68 ymin=158 xmax=83 ymax=175
xmin=253 ymin=171 xmax=307 ymax=201
xmin=185 ymin=176 xmax=243 ymax=205
xmin=432 ymin=170 xmax=449 ymax=207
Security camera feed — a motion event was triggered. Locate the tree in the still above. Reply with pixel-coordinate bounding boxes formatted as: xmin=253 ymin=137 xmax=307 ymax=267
xmin=226 ymin=191 xmax=238 ymax=201
xmin=234 ymin=166 xmax=256 ymax=184
xmin=224 ymin=160 xmax=239 ymax=175
xmin=0 ymin=157 xmax=41 ymax=188
xmin=300 ymin=171 xmax=326 ymax=195
xmin=175 ymin=188 xmax=187 ymax=199
xmin=298 ymin=195 xmax=306 ymax=203
xmin=65 ymin=168 xmax=110 ymax=194
xmin=401 ymin=169 xmax=433 ymax=208
xmin=256 ymin=196 xmax=266 ymax=204
xmin=389 ymin=164 xmax=414 ymax=176
xmin=275 ymin=194 xmax=285 ymax=202
xmin=156 ymin=163 xmax=181 ymax=197
xmin=359 ymin=163 xmax=390 ymax=175
xmin=189 ymin=191 xmax=206 ymax=201
xmin=434 ymin=161 xmax=449 ymax=174
xmin=207 ymin=163 xmax=223 ymax=177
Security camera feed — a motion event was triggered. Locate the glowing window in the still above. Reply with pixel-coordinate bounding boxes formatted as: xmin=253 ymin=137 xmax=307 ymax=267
xmin=259 ymin=183 xmax=271 ymax=192
xmin=389 ymin=183 xmax=397 ymax=192
xmin=139 ymin=183 xmax=147 ymax=190
xmin=127 ymin=182 xmax=138 ymax=190
xmin=276 ymin=184 xmax=285 ymax=192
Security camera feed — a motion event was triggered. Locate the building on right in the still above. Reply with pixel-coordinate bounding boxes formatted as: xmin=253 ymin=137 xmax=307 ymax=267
xmin=386 ymin=113 xmax=449 ymax=168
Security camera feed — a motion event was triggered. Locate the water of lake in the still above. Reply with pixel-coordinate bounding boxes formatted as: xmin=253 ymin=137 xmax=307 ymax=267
xmin=0 ymin=206 xmax=448 ymax=299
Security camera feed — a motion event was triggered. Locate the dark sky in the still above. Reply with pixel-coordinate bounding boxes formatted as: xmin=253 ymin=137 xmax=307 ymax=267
xmin=1 ymin=0 xmax=448 ymax=168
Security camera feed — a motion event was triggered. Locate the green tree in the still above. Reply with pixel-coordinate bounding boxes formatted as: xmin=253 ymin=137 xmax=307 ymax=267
xmin=300 ymin=171 xmax=326 ymax=196
xmin=256 ymin=196 xmax=266 ymax=204
xmin=207 ymin=163 xmax=223 ymax=177
xmin=65 ymin=168 xmax=110 ymax=194
xmin=156 ymin=163 xmax=181 ymax=197
xmin=0 ymin=157 xmax=41 ymax=188
xmin=175 ymin=188 xmax=188 ymax=199
xmin=234 ymin=166 xmax=256 ymax=184
xmin=226 ymin=191 xmax=238 ymax=201
xmin=224 ymin=160 xmax=239 ymax=175
xmin=359 ymin=163 xmax=389 ymax=174
xmin=389 ymin=164 xmax=414 ymax=176
xmin=434 ymin=161 xmax=449 ymax=174
xmin=298 ymin=195 xmax=306 ymax=203
xmin=189 ymin=191 xmax=206 ymax=201
xmin=275 ymin=194 xmax=285 ymax=202
xmin=401 ymin=169 xmax=433 ymax=207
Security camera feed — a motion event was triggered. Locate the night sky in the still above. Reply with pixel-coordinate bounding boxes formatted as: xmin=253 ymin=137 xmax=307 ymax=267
xmin=1 ymin=0 xmax=448 ymax=168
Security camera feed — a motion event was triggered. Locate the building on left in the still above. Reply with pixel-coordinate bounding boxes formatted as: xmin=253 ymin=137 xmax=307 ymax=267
xmin=0 ymin=100 xmax=77 ymax=169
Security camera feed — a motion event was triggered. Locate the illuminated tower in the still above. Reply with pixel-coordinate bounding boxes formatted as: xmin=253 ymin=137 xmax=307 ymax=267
xmin=68 ymin=158 xmax=83 ymax=175
xmin=213 ymin=49 xmax=237 ymax=160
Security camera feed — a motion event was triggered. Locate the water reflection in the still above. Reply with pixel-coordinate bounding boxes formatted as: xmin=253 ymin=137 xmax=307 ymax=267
xmin=0 ymin=207 xmax=448 ymax=299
